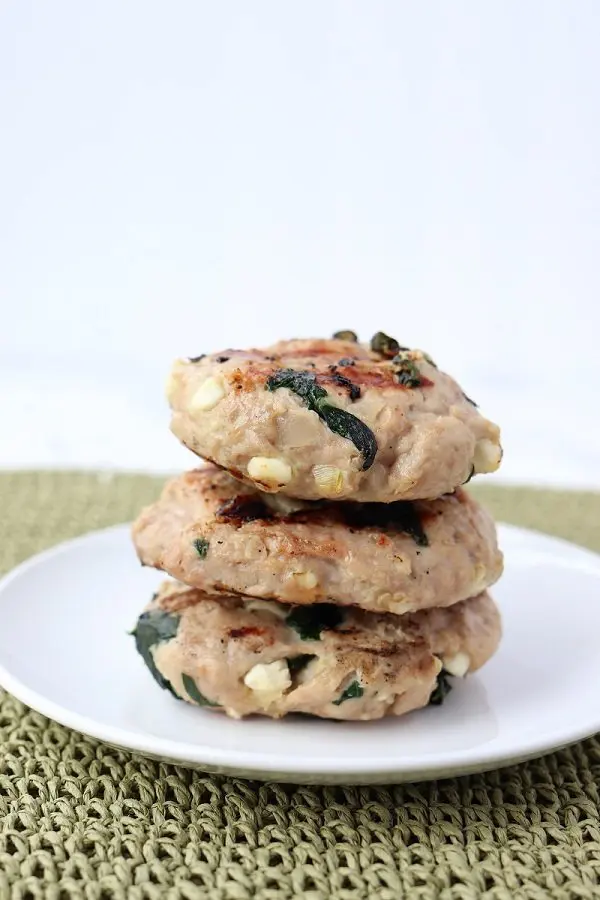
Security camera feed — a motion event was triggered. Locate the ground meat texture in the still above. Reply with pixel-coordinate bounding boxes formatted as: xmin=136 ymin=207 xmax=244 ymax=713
xmin=165 ymin=338 xmax=502 ymax=502
xmin=134 ymin=582 xmax=501 ymax=720
xmin=132 ymin=466 xmax=503 ymax=616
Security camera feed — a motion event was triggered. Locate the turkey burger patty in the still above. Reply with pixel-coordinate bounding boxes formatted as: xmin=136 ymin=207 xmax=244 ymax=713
xmin=165 ymin=334 xmax=502 ymax=503
xmin=133 ymin=581 xmax=501 ymax=720
xmin=132 ymin=466 xmax=503 ymax=616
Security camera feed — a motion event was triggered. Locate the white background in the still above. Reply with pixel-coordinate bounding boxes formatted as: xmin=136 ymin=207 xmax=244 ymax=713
xmin=1 ymin=1 xmax=599 ymax=485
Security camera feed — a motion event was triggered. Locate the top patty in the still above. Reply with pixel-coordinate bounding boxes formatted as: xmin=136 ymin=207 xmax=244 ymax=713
xmin=166 ymin=333 xmax=502 ymax=502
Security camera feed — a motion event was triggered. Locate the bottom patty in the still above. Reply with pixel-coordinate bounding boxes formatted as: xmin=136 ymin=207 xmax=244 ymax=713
xmin=133 ymin=583 xmax=501 ymax=721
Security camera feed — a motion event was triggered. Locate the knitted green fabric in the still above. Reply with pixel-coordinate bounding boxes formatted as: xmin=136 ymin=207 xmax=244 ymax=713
xmin=1 ymin=471 xmax=600 ymax=900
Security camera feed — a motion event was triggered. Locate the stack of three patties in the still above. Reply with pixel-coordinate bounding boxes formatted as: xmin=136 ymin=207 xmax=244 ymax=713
xmin=131 ymin=332 xmax=504 ymax=721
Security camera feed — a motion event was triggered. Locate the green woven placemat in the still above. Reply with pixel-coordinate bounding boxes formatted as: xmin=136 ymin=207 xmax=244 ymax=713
xmin=1 ymin=471 xmax=600 ymax=900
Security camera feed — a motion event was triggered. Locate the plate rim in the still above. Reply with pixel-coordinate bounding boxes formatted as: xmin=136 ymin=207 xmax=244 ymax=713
xmin=1 ymin=522 xmax=600 ymax=782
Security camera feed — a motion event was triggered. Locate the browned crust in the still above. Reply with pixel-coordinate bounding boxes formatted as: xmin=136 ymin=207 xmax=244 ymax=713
xmin=191 ymin=339 xmax=435 ymax=396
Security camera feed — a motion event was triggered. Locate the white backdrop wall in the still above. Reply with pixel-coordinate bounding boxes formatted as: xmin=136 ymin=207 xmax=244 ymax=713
xmin=1 ymin=1 xmax=599 ymax=483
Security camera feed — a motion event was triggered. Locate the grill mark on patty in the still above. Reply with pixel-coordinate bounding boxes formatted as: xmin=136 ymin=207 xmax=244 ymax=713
xmin=183 ymin=469 xmax=432 ymax=546
xmin=208 ymin=492 xmax=429 ymax=548
xmin=221 ymin=353 xmax=434 ymax=394
xmin=241 ymin=500 xmax=431 ymax=547
xmin=274 ymin=533 xmax=340 ymax=560
xmin=228 ymin=625 xmax=268 ymax=639
xmin=331 ymin=630 xmax=407 ymax=657
xmin=228 ymin=367 xmax=257 ymax=392
xmin=159 ymin=588 xmax=204 ymax=613
xmin=216 ymin=495 xmax=274 ymax=524
xmin=332 ymin=502 xmax=429 ymax=545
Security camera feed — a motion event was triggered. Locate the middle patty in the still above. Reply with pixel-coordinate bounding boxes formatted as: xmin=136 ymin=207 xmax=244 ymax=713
xmin=133 ymin=465 xmax=503 ymax=616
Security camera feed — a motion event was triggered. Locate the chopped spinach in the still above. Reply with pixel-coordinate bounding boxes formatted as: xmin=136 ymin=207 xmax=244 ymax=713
xmin=423 ymin=353 xmax=437 ymax=368
xmin=267 ymin=368 xmax=327 ymax=407
xmin=463 ymin=466 xmax=476 ymax=485
xmin=188 ymin=354 xmax=206 ymax=363
xmin=286 ymin=604 xmax=345 ymax=641
xmin=333 ymin=680 xmax=364 ymax=705
xmin=463 ymin=391 xmax=478 ymax=407
xmin=132 ymin=607 xmax=181 ymax=698
xmin=370 ymin=332 xmax=409 ymax=358
xmin=287 ymin=654 xmax=317 ymax=676
xmin=320 ymin=404 xmax=376 ymax=468
xmin=338 ymin=357 xmax=356 ymax=367
xmin=333 ymin=330 xmax=358 ymax=342
xmin=266 ymin=369 xmax=377 ymax=470
xmin=181 ymin=673 xmax=219 ymax=707
xmin=215 ymin=355 xmax=230 ymax=363
xmin=394 ymin=358 xmax=425 ymax=388
xmin=429 ymin=670 xmax=453 ymax=706
xmin=193 ymin=537 xmax=210 ymax=558
xmin=325 ymin=406 xmax=376 ymax=466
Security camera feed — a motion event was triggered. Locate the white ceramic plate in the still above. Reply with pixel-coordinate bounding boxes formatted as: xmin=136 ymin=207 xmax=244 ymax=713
xmin=0 ymin=523 xmax=599 ymax=784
